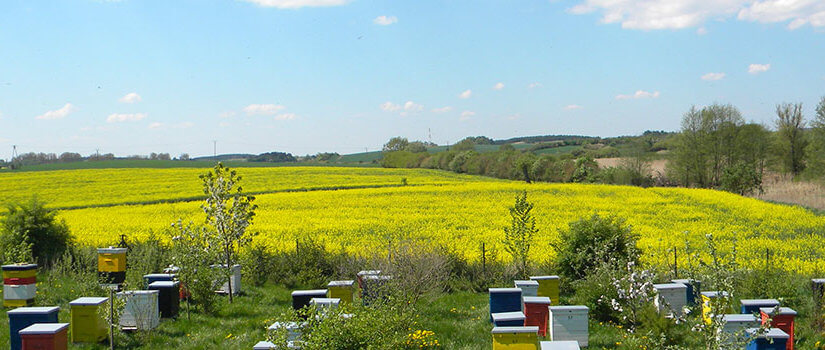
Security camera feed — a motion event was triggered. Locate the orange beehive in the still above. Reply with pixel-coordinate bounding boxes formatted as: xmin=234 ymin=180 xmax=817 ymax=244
xmin=523 ymin=296 xmax=552 ymax=337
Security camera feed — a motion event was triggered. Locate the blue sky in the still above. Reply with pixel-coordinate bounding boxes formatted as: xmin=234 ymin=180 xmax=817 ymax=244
xmin=1 ymin=0 xmax=824 ymax=158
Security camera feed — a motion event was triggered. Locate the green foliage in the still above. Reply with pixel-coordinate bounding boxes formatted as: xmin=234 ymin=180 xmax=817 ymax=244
xmin=554 ymin=214 xmax=639 ymax=281
xmin=1 ymin=197 xmax=73 ymax=265
xmin=775 ymin=102 xmax=808 ymax=175
xmin=404 ymin=141 xmax=428 ymax=153
xmin=806 ymin=96 xmax=825 ymax=177
xmin=124 ymin=233 xmax=170 ymax=290
xmin=570 ymin=156 xmax=599 ymax=183
xmin=380 ymin=151 xmax=426 ymax=168
xmin=720 ymin=161 xmax=763 ymax=195
xmin=502 ymin=191 xmax=537 ymax=278
xmin=169 ymin=220 xmax=220 ymax=313
xmin=200 ymin=162 xmax=258 ymax=302
xmin=383 ymin=137 xmax=410 ymax=152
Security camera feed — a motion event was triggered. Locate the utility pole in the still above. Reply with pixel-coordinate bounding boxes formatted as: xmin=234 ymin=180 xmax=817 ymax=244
xmin=213 ymin=140 xmax=217 ymax=158
xmin=428 ymin=128 xmax=432 ymax=144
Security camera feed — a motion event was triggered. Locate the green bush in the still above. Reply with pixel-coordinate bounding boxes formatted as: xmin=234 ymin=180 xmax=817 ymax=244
xmin=554 ymin=214 xmax=640 ymax=281
xmin=1 ymin=197 xmax=73 ymax=266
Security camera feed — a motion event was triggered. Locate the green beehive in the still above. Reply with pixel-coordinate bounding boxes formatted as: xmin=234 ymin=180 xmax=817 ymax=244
xmin=70 ymin=297 xmax=108 ymax=343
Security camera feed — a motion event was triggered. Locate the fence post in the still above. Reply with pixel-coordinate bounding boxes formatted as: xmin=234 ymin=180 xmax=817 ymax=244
xmin=482 ymin=243 xmax=487 ymax=275
xmin=673 ymin=247 xmax=678 ymax=279
xmin=296 ymin=239 xmax=300 ymax=255
xmin=765 ymin=248 xmax=770 ymax=271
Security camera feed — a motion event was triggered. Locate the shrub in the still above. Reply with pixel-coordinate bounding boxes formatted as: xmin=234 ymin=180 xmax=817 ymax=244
xmin=1 ymin=197 xmax=73 ymax=266
xmin=502 ymin=191 xmax=537 ymax=278
xmin=554 ymin=214 xmax=640 ymax=281
xmin=719 ymin=161 xmax=763 ymax=195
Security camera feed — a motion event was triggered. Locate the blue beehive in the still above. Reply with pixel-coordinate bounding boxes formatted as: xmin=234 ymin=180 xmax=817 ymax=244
xmin=489 ymin=288 xmax=523 ymax=322
xmin=746 ymin=328 xmax=789 ymax=350
xmin=672 ymin=279 xmax=701 ymax=306
xmin=740 ymin=299 xmax=779 ymax=314
xmin=492 ymin=311 xmax=526 ymax=327
xmin=7 ymin=306 xmax=59 ymax=350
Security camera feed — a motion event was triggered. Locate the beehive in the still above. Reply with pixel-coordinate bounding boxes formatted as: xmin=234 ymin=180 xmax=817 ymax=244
xmin=148 ymin=281 xmax=180 ymax=318
xmin=292 ymin=289 xmax=328 ymax=311
xmin=490 ymin=288 xmax=524 ymax=321
xmin=97 ymin=247 xmax=127 ymax=286
xmin=356 ymin=270 xmax=381 ymax=293
xmin=653 ymin=283 xmax=687 ymax=316
xmin=491 ymin=326 xmax=539 ymax=350
xmin=760 ymin=307 xmax=796 ymax=350
xmin=741 ymin=299 xmax=780 ymax=314
xmin=530 ymin=276 xmax=560 ymax=305
xmin=309 ymin=297 xmax=341 ymax=314
xmin=746 ymin=328 xmax=789 ymax=350
xmin=672 ymin=279 xmax=701 ymax=306
xmin=69 ymin=297 xmax=108 ymax=343
xmin=253 ymin=341 xmax=277 ymax=349
xmin=19 ymin=323 xmax=69 ymax=350
xmin=327 ymin=280 xmax=354 ymax=305
xmin=361 ymin=275 xmax=392 ymax=305
xmin=493 ymin=311 xmax=526 ymax=327
xmin=514 ymin=280 xmax=539 ymax=297
xmin=701 ymin=291 xmax=729 ymax=324
xmin=268 ymin=321 xmax=302 ymax=342
xmin=3 ymin=264 xmax=37 ymax=307
xmin=539 ymin=341 xmax=580 ymax=350
xmin=117 ymin=290 xmax=159 ymax=330
xmin=812 ymin=279 xmax=825 ymax=305
xmin=211 ymin=264 xmax=242 ymax=295
xmin=143 ymin=273 xmax=176 ymax=288
xmin=722 ymin=314 xmax=760 ymax=333
xmin=523 ymin=296 xmax=552 ymax=336
xmin=7 ymin=306 xmax=60 ymax=350
xmin=548 ymin=306 xmax=589 ymax=347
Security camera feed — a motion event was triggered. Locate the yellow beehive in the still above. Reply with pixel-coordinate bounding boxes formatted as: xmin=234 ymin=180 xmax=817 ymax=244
xmin=97 ymin=247 xmax=127 ymax=285
xmin=492 ymin=326 xmax=539 ymax=350
xmin=327 ymin=280 xmax=354 ymax=305
xmin=70 ymin=297 xmax=109 ymax=343
xmin=530 ymin=276 xmax=560 ymax=306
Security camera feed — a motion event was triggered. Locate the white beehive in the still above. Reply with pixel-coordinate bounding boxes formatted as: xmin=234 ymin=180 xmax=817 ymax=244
xmin=117 ymin=290 xmax=159 ymax=330
xmin=540 ymin=340 xmax=581 ymax=350
xmin=548 ymin=305 xmax=589 ymax=347
xmin=268 ymin=321 xmax=302 ymax=342
xmin=514 ymin=280 xmax=539 ymax=297
xmin=721 ymin=313 xmax=760 ymax=344
xmin=211 ymin=264 xmax=242 ymax=295
xmin=653 ymin=283 xmax=688 ymax=317
xmin=3 ymin=284 xmax=37 ymax=301
xmin=310 ymin=297 xmax=340 ymax=315
xmin=253 ymin=341 xmax=276 ymax=349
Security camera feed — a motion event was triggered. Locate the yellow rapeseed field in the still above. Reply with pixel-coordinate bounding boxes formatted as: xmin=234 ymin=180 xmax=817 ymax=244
xmin=38 ymin=166 xmax=825 ymax=275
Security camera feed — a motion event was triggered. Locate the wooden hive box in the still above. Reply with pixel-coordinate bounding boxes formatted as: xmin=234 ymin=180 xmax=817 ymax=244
xmin=69 ymin=297 xmax=108 ymax=343
xmin=548 ymin=305 xmax=589 ymax=347
xmin=491 ymin=326 xmax=539 ymax=350
xmin=653 ymin=283 xmax=687 ymax=316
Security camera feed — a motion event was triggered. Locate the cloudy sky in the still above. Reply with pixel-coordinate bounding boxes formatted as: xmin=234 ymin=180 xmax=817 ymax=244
xmin=0 ymin=0 xmax=824 ymax=158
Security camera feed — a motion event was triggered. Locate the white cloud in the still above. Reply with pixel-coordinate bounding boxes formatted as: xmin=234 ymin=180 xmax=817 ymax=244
xmin=748 ymin=63 xmax=771 ymax=74
xmin=107 ymin=113 xmax=146 ymax=123
xmin=35 ymin=103 xmax=74 ymax=120
xmin=275 ymin=113 xmax=297 ymax=121
xmin=243 ymin=104 xmax=286 ymax=115
xmin=493 ymin=82 xmax=505 ymax=90
xmin=242 ymin=0 xmax=350 ymax=9
xmin=403 ymin=101 xmax=423 ymax=112
xmin=616 ymin=90 xmax=660 ymax=100
xmin=701 ymin=72 xmax=726 ymax=81
xmin=460 ymin=110 xmax=475 ymax=121
xmin=118 ymin=92 xmax=142 ymax=104
xmin=148 ymin=121 xmax=193 ymax=129
xmin=219 ymin=111 xmax=237 ymax=118
xmin=567 ymin=0 xmax=825 ymax=30
xmin=219 ymin=121 xmax=231 ymax=127
xmin=459 ymin=89 xmax=472 ymax=99
xmin=373 ymin=15 xmax=398 ymax=25
xmin=178 ymin=122 xmax=194 ymax=129
xmin=380 ymin=101 xmax=402 ymax=112
xmin=431 ymin=106 xmax=453 ymax=113
xmin=148 ymin=122 xmax=164 ymax=129
xmin=696 ymin=27 xmax=709 ymax=35
xmin=564 ymin=104 xmax=583 ymax=110
xmin=528 ymin=82 xmax=543 ymax=89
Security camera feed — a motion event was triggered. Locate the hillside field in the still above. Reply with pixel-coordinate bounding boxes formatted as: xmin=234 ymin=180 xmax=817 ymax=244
xmin=2 ymin=166 xmax=824 ymax=275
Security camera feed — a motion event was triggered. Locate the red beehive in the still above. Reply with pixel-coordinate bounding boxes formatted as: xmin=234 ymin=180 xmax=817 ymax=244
xmin=523 ymin=296 xmax=552 ymax=336
xmin=19 ymin=323 xmax=69 ymax=350
xmin=761 ymin=307 xmax=797 ymax=350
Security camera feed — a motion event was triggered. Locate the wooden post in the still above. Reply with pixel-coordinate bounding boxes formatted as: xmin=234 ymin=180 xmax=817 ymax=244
xmin=482 ymin=243 xmax=486 ymax=275
xmin=673 ymin=248 xmax=678 ymax=279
